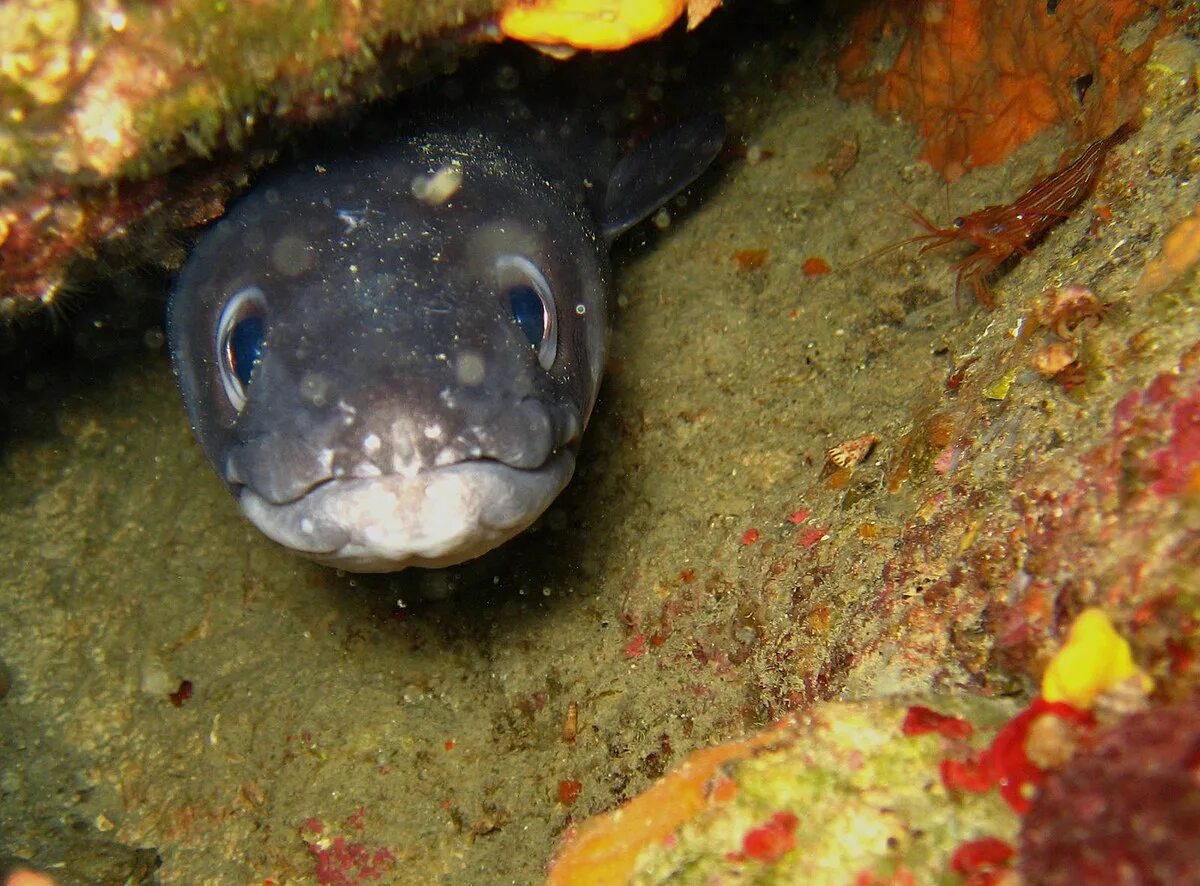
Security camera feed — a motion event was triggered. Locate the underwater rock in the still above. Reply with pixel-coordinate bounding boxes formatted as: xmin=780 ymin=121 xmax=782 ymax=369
xmin=549 ymin=695 xmax=1022 ymax=884
xmin=0 ymin=0 xmax=525 ymax=321
xmin=0 ymin=0 xmax=507 ymax=318
xmin=0 ymin=0 xmax=727 ymax=322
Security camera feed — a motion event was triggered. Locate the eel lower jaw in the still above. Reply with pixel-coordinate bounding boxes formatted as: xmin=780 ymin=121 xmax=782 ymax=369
xmin=234 ymin=451 xmax=577 ymax=572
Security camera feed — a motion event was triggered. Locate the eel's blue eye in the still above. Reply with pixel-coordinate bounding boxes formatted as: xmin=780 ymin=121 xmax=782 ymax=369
xmin=216 ymin=285 xmax=268 ymax=412
xmin=508 ymin=283 xmax=546 ymax=347
xmin=229 ymin=314 xmax=265 ymax=387
xmin=495 ymin=255 xmax=557 ymax=370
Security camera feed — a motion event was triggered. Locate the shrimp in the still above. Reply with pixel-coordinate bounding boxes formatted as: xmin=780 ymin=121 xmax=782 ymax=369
xmin=895 ymin=123 xmax=1134 ymax=306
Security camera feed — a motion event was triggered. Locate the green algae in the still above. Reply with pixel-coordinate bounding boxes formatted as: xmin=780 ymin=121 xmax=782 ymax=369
xmin=0 ymin=0 xmax=500 ymax=180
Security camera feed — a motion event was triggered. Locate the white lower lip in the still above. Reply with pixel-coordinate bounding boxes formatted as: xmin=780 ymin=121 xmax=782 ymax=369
xmin=237 ymin=452 xmax=576 ymax=572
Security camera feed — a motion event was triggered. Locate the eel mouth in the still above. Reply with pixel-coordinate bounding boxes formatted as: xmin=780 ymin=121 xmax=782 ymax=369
xmin=235 ymin=451 xmax=577 ymax=572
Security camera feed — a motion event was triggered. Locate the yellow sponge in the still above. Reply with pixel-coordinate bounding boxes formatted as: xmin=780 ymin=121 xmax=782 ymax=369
xmin=500 ymin=0 xmax=686 ymax=51
xmin=1041 ymin=608 xmax=1153 ymax=708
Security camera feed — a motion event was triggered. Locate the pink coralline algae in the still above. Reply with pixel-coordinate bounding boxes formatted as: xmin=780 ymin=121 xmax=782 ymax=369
xmin=1148 ymin=384 xmax=1200 ymax=496
xmin=301 ymin=817 xmax=397 ymax=885
xmin=309 ymin=837 xmax=396 ymax=885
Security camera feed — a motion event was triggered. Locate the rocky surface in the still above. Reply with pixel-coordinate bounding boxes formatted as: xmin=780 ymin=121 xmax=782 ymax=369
xmin=1 ymin=2 xmax=1198 ymax=883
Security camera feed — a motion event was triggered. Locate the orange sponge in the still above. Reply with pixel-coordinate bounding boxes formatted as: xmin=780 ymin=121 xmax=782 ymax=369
xmin=837 ymin=0 xmax=1168 ymax=179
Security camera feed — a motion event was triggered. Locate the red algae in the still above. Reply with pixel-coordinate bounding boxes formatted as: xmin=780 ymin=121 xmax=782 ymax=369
xmin=802 ymin=256 xmax=832 ymax=276
xmin=299 ymin=813 xmax=397 ymax=885
xmin=902 ymin=705 xmax=973 ymax=740
xmin=625 ymin=633 xmax=648 ymax=658
xmin=309 ymin=837 xmax=396 ymax=885
xmin=168 ymin=679 xmax=193 ymax=707
xmin=796 ymin=526 xmax=828 ymax=547
xmin=938 ymin=698 xmax=1094 ymax=814
xmin=557 ymin=779 xmax=583 ymax=805
xmin=950 ymin=836 xmax=1015 ymax=884
xmin=734 ymin=811 xmax=798 ymax=864
xmin=1148 ymin=386 xmax=1200 ymax=496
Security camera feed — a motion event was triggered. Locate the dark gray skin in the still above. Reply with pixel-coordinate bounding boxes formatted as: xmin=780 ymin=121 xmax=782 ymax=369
xmin=168 ymin=113 xmax=723 ymax=572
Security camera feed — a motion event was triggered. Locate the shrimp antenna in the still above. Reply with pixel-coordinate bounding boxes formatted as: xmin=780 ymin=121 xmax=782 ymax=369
xmin=841 ymin=180 xmax=961 ymax=272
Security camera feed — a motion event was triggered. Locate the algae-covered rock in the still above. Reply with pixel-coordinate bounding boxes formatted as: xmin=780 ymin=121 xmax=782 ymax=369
xmin=0 ymin=0 xmax=717 ymax=320
xmin=0 ymin=0 xmax=503 ymax=317
xmin=551 ymin=695 xmax=1023 ymax=885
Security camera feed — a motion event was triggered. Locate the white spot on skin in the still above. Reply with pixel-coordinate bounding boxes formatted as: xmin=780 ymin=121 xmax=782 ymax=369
xmin=423 ymin=424 xmax=442 ymax=440
xmin=300 ymin=372 xmax=331 ymax=407
xmin=455 ymin=351 xmax=486 ymax=387
xmin=434 ymin=447 xmax=460 ymax=467
xmin=271 ymin=234 xmax=314 ymax=276
xmin=411 ymin=162 xmax=463 ymax=205
xmin=363 ymin=433 xmax=382 ymax=455
xmin=300 ymin=518 xmax=314 ymax=535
